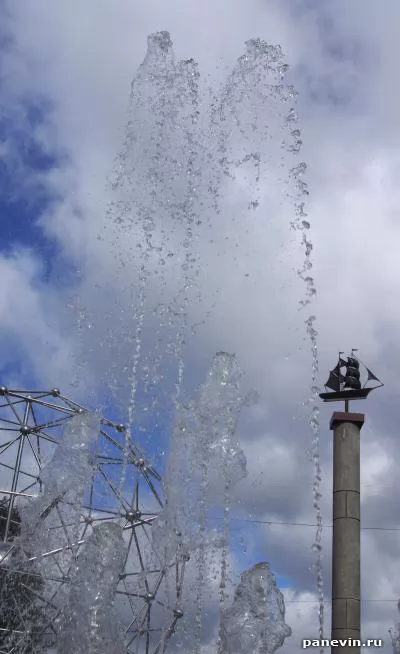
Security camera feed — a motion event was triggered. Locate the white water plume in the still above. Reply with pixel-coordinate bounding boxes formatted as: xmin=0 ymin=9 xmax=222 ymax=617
xmin=19 ymin=412 xmax=99 ymax=566
xmin=220 ymin=562 xmax=291 ymax=654
xmin=292 ymin=156 xmax=324 ymax=644
xmin=283 ymin=75 xmax=323 ymax=646
xmin=7 ymin=413 xmax=101 ymax=653
xmin=102 ymin=32 xmax=207 ymax=478
xmin=291 ymin=147 xmax=324 ymax=643
xmin=153 ymin=352 xmax=247 ymax=653
xmin=95 ymin=31 xmax=310 ymax=418
xmin=306 ymin=315 xmax=324 ymax=645
xmin=58 ymin=29 xmax=317 ymax=653
xmin=56 ymin=523 xmax=126 ymax=654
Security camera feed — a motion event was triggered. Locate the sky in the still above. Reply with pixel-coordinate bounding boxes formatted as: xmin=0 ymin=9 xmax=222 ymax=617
xmin=1 ymin=0 xmax=400 ymax=652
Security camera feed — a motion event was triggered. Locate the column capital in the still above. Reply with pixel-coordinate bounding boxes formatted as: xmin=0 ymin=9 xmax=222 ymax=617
xmin=330 ymin=412 xmax=365 ymax=431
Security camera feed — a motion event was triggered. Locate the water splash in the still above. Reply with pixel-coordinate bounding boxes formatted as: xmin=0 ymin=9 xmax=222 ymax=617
xmin=220 ymin=562 xmax=291 ymax=654
xmin=56 ymin=523 xmax=126 ymax=654
xmin=285 ymin=99 xmax=323 ymax=643
xmin=299 ymin=217 xmax=324 ymax=641
xmin=104 ymin=32 xmax=207 ymax=469
xmin=208 ymin=38 xmax=297 ymax=258
xmin=203 ymin=354 xmax=247 ymax=651
xmin=210 ymin=37 xmax=324 ymax=643
xmin=113 ymin=31 xmax=179 ymax=494
xmin=6 ymin=414 xmax=101 ymax=653
xmin=156 ymin=352 xmax=247 ymax=652
xmin=306 ymin=316 xmax=324 ymax=645
xmin=164 ymin=55 xmax=202 ymax=408
xmin=67 ymin=293 xmax=91 ymax=395
xmin=67 ymin=30 xmax=315 ymax=652
xmin=20 ymin=412 xmax=99 ymax=561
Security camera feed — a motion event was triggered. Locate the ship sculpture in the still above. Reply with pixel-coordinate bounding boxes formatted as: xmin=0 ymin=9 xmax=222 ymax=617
xmin=319 ymin=349 xmax=383 ymax=411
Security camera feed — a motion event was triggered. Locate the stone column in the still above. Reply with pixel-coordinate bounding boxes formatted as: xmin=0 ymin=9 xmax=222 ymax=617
xmin=330 ymin=411 xmax=364 ymax=654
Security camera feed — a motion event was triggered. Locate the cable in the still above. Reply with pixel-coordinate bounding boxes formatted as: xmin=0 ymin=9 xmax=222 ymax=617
xmin=286 ymin=604 xmax=398 ymax=608
xmin=235 ymin=480 xmax=399 ymax=490
xmin=209 ymin=517 xmax=400 ymax=605
xmin=211 ymin=516 xmax=400 ymax=532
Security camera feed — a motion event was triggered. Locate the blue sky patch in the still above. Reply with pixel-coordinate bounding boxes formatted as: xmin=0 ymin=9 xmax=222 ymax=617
xmin=0 ymin=91 xmax=65 ymax=280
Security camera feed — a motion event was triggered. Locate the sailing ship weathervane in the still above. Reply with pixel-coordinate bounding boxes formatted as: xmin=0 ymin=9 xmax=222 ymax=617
xmin=319 ymin=349 xmax=383 ymax=412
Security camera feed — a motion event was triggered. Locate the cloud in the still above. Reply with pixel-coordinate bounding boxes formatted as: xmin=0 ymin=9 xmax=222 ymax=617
xmin=1 ymin=0 xmax=400 ymax=651
xmin=0 ymin=249 xmax=77 ymax=385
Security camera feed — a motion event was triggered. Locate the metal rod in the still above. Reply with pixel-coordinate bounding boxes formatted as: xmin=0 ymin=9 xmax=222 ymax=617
xmin=3 ymin=430 xmax=26 ymax=541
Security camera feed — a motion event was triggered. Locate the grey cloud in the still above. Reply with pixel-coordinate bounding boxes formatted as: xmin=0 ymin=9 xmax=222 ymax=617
xmin=1 ymin=0 xmax=400 ymax=651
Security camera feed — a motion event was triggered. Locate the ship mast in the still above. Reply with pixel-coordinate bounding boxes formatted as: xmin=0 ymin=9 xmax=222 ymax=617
xmin=344 ymin=349 xmax=359 ymax=412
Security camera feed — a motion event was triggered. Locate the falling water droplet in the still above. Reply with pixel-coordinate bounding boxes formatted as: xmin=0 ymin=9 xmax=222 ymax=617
xmin=284 ymin=79 xmax=324 ymax=644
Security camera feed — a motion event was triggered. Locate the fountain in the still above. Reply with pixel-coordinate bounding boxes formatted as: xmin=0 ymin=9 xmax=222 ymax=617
xmin=155 ymin=352 xmax=247 ymax=651
xmin=56 ymin=523 xmax=127 ymax=654
xmin=0 ymin=26 xmax=316 ymax=653
xmin=103 ymin=29 xmax=316 ymax=650
xmin=0 ymin=389 xmax=185 ymax=652
xmin=220 ymin=562 xmax=291 ymax=654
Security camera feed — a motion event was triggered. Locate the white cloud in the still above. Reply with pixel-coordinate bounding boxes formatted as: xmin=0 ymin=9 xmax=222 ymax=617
xmin=1 ymin=0 xmax=400 ymax=651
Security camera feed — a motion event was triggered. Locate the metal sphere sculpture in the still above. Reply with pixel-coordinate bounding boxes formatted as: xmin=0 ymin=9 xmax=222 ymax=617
xmin=0 ymin=387 xmax=186 ymax=653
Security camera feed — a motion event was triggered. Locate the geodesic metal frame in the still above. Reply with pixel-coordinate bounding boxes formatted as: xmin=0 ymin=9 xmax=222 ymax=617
xmin=0 ymin=386 xmax=187 ymax=653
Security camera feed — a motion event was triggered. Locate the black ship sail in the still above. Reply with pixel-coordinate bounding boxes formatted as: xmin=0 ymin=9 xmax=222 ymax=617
xmin=343 ymin=356 xmax=361 ymax=391
xmin=366 ymin=367 xmax=380 ymax=382
xmin=324 ymin=358 xmax=347 ymax=392
xmin=319 ymin=352 xmax=383 ymax=404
